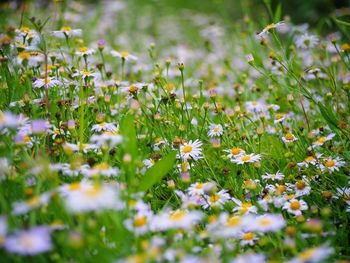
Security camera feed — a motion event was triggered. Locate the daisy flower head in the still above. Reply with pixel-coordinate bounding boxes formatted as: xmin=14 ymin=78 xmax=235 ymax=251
xmin=224 ymin=147 xmax=245 ymax=160
xmin=91 ymin=122 xmax=118 ymax=133
xmin=179 ymin=139 xmax=203 ymax=161
xmin=52 ymin=26 xmax=82 ymax=38
xmin=295 ymin=33 xmax=319 ymax=49
xmin=257 ymin=21 xmax=286 ymax=38
xmin=4 ymin=226 xmax=53 ymax=255
xmin=282 ymin=199 xmax=308 ymax=216
xmin=282 ymin=132 xmax=298 ymax=143
xmin=319 ymin=156 xmax=346 ymax=173
xmin=150 ymin=209 xmax=203 ymax=231
xmin=232 ymin=198 xmax=258 ymax=215
xmin=252 ymin=214 xmax=286 ymax=233
xmin=287 ymin=243 xmax=334 ymax=263
xmin=61 ymin=182 xmax=123 ymax=213
xmin=124 ymin=211 xmax=153 ymax=236
xmin=207 ymin=123 xmax=223 ymax=137
xmin=33 ymin=77 xmax=61 ymax=89
xmin=240 ymin=232 xmax=258 ymax=246
xmin=76 ymin=47 xmax=95 ymax=56
xmin=231 ymin=153 xmax=261 ymax=165
xmin=274 ymin=113 xmax=286 ymax=124
xmin=310 ymin=133 xmax=336 ymax=149
xmin=201 ymin=189 xmax=231 ymax=209
xmin=111 ymin=50 xmax=137 ymax=61
xmin=262 ymin=171 xmax=284 ymax=181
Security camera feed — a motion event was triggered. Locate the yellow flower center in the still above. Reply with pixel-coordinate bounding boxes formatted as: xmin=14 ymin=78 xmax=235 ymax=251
xmin=94 ymin=162 xmax=109 ymax=170
xmin=296 ymin=181 xmax=306 ymax=190
xmin=20 ymin=27 xmax=30 ymax=33
xmin=285 ymin=133 xmax=294 ymax=141
xmin=241 ymin=155 xmax=251 ymax=162
xmin=325 ymin=160 xmax=335 ymax=167
xmin=275 ymin=113 xmax=284 ymax=120
xmin=240 ymin=202 xmax=252 ymax=214
xmin=213 ymin=126 xmax=220 ymax=133
xmin=277 ymin=185 xmax=286 ymax=193
xmin=299 ymin=248 xmax=316 ymax=260
xmin=27 ymin=196 xmax=40 ymax=207
xmin=182 ymin=145 xmax=192 ymax=153
xmin=99 ymin=122 xmax=106 ymax=127
xmin=243 ymin=232 xmax=254 ymax=240
xmin=290 ymin=201 xmax=301 ymax=210
xmin=69 ymin=182 xmax=81 ymax=191
xmin=259 ymin=218 xmax=271 ymax=226
xmin=194 ymin=183 xmax=203 ymax=189
xmin=134 ymin=216 xmax=147 ymax=227
xmin=226 ymin=216 xmax=240 ymax=227
xmin=85 ymin=185 xmax=101 ymax=197
xmin=231 ymin=148 xmax=241 ymax=155
xmin=61 ymin=26 xmax=72 ymax=32
xmin=78 ymin=47 xmax=89 ymax=53
xmin=23 ymin=136 xmax=30 ymax=143
xmin=129 ymin=85 xmax=138 ymax=93
xmin=316 ymin=137 xmax=326 ymax=144
xmin=169 ymin=210 xmax=186 ymax=221
xmin=120 ymin=51 xmax=129 ymax=57
xmin=18 ymin=52 xmax=30 ymax=60
xmin=305 ymin=156 xmax=314 ymax=162
xmin=209 ymin=194 xmax=220 ymax=203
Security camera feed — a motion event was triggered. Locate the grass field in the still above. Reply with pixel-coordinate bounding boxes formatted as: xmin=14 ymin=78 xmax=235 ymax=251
xmin=0 ymin=0 xmax=349 ymax=262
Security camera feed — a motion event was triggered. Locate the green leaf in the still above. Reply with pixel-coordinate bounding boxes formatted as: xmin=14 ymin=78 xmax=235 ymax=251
xmin=137 ymin=150 xmax=177 ymax=192
xmin=274 ymin=3 xmax=282 ymax=22
xmin=317 ymin=102 xmax=339 ymax=131
xmin=120 ymin=114 xmax=138 ymax=183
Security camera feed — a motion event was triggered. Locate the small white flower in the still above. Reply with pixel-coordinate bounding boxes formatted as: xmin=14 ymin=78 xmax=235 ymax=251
xmin=207 ymin=123 xmax=224 ymax=137
xmin=179 ymin=139 xmax=203 ymax=161
xmin=282 ymin=199 xmax=308 ymax=216
xmin=111 ymin=50 xmax=137 ymax=61
xmin=231 ymin=153 xmax=261 ymax=165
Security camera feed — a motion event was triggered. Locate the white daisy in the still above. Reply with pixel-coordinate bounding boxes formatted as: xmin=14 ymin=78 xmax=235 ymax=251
xmin=179 ymin=140 xmax=203 ymax=161
xmin=207 ymin=123 xmax=224 ymax=137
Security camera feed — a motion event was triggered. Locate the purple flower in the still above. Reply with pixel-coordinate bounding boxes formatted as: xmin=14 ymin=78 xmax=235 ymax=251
xmin=4 ymin=226 xmax=53 ymax=255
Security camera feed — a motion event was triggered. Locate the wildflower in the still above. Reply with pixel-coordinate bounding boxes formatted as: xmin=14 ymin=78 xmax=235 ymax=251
xmin=90 ymin=132 xmax=123 ymax=148
xmin=310 ymin=133 xmax=335 ymax=148
xmin=282 ymin=132 xmax=298 ymax=143
xmin=202 ymin=190 xmax=231 ymax=209
xmin=76 ymin=47 xmax=95 ymax=56
xmin=240 ymin=232 xmax=258 ymax=246
xmin=292 ymin=178 xmax=311 ymax=197
xmin=319 ymin=156 xmax=346 ymax=173
xmin=188 ymin=182 xmax=206 ymax=196
xmin=287 ymin=243 xmax=334 ymax=263
xmin=143 ymin=158 xmax=155 ymax=168
xmin=111 ymin=50 xmax=137 ymax=61
xmin=231 ymin=253 xmax=266 ymax=263
xmin=297 ymin=154 xmax=322 ymax=167
xmin=4 ymin=226 xmax=53 ymax=255
xmin=283 ymin=199 xmax=308 ymax=216
xmin=60 ymin=182 xmax=123 ymax=213
xmin=224 ymin=147 xmax=245 ymax=160
xmin=262 ymin=171 xmax=284 ymax=181
xmin=257 ymin=21 xmax=286 ymax=38
xmin=179 ymin=140 xmax=203 ymax=161
xmin=91 ymin=122 xmax=118 ymax=133
xmin=252 ymin=214 xmax=286 ymax=233
xmin=150 ymin=209 xmax=203 ymax=231
xmin=207 ymin=123 xmax=223 ymax=137
xmin=274 ymin=113 xmax=286 ymax=124
xmin=231 ymin=153 xmax=261 ymax=165
xmin=87 ymin=163 xmax=120 ymax=177
xmin=52 ymin=26 xmax=82 ymax=38
xmin=33 ymin=77 xmax=61 ymax=89
xmin=232 ymin=198 xmax=258 ymax=215
xmin=295 ymin=33 xmax=319 ymax=49
xmin=124 ymin=211 xmax=153 ymax=235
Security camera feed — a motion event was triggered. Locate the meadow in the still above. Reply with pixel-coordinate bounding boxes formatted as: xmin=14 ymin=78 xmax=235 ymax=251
xmin=0 ymin=0 xmax=349 ymax=262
